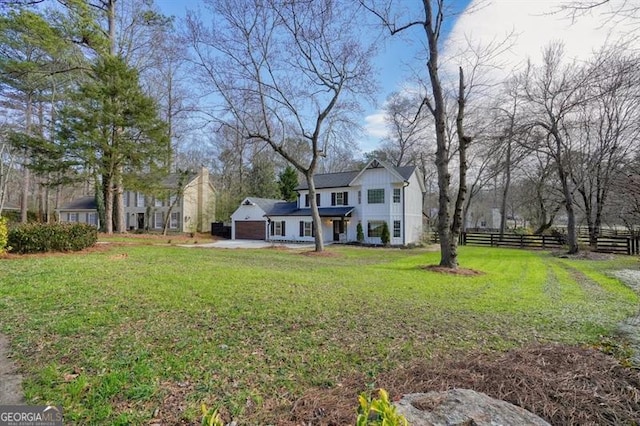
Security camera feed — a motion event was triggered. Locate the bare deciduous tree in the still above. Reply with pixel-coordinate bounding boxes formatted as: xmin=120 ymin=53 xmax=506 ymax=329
xmin=185 ymin=0 xmax=375 ymax=252
xmin=361 ymin=0 xmax=470 ymax=268
xmin=517 ymin=44 xmax=604 ymax=253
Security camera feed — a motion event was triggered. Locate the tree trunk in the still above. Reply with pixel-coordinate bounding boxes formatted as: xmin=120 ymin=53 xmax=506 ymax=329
xmin=418 ymin=1 xmax=457 ymax=268
xmin=449 ymin=67 xmax=470 ymax=266
xmin=103 ymin=176 xmax=114 ymax=234
xmin=305 ymin=173 xmax=324 ymax=252
xmin=114 ymin=168 xmax=125 ymax=233
xmin=21 ymin=92 xmax=33 ymax=223
xmin=499 ymin=139 xmax=512 ymax=238
xmin=559 ymin=168 xmax=578 ymax=253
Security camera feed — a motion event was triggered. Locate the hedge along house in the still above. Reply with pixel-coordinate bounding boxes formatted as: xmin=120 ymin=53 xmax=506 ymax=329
xmin=231 ymin=159 xmax=425 ymax=245
xmin=59 ymin=167 xmax=215 ymax=233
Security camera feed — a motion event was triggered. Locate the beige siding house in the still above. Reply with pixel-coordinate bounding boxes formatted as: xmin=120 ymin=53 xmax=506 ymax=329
xmin=59 ymin=167 xmax=215 ymax=233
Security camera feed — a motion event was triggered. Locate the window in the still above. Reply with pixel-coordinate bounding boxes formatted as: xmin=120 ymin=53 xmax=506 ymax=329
xmin=304 ymin=221 xmax=313 ymax=237
xmin=304 ymin=193 xmax=320 ymax=207
xmin=155 ymin=197 xmax=163 ymax=207
xmin=124 ymin=191 xmax=130 ymax=207
xmin=154 ymin=212 xmax=163 ymax=229
xmin=69 ymin=212 xmax=78 ymax=223
xmin=299 ymin=221 xmax=315 ymax=237
xmin=88 ymin=213 xmax=98 ymax=227
xmin=170 ymin=212 xmax=179 ymax=229
xmin=367 ymin=221 xmax=385 ymax=238
xmin=271 ymin=221 xmax=286 ymax=236
xmin=169 ymin=194 xmax=178 ymax=206
xmin=393 ymin=188 xmax=401 ymax=203
xmin=367 ymin=189 xmax=384 ymax=204
xmin=393 ymin=220 xmax=401 ymax=238
xmin=331 ymin=191 xmax=349 ymax=206
xmin=136 ymin=192 xmax=145 ymax=207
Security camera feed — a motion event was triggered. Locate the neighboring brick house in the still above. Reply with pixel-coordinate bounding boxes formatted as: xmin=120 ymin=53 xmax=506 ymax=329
xmin=231 ymin=159 xmax=425 ymax=245
xmin=58 ymin=167 xmax=215 ymax=233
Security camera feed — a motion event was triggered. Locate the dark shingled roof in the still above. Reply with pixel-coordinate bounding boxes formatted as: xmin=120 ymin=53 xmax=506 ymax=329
xmin=296 ymin=164 xmax=417 ymax=190
xmin=244 ymin=198 xmax=296 ymax=215
xmin=59 ymin=196 xmax=97 ymax=211
xmin=247 ymin=197 xmax=352 ymax=218
xmin=280 ymin=207 xmax=354 ymax=217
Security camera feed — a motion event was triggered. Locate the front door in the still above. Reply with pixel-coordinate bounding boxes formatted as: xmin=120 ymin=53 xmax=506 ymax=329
xmin=333 ymin=219 xmax=345 ymax=242
xmin=137 ymin=213 xmax=145 ymax=230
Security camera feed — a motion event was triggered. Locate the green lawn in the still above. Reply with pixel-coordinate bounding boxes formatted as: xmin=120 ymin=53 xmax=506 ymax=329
xmin=0 ymin=244 xmax=637 ymax=424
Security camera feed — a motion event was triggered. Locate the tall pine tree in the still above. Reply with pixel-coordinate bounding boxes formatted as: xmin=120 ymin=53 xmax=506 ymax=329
xmin=58 ymin=55 xmax=168 ymax=233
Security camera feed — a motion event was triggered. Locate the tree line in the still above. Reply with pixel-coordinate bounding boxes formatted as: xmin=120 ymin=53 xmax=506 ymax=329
xmin=1 ymin=0 xmax=638 ymax=267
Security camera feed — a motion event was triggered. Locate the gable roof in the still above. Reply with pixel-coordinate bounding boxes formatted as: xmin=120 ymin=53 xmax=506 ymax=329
xmin=59 ymin=196 xmax=97 ymax=211
xmin=296 ymin=159 xmax=417 ymax=190
xmin=163 ymin=172 xmax=198 ymax=188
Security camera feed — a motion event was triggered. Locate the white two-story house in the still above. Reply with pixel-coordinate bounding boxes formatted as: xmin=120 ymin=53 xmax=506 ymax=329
xmin=231 ymin=159 xmax=425 ymax=245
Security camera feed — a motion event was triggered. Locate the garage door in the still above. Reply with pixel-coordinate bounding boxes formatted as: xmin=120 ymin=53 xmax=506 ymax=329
xmin=235 ymin=221 xmax=266 ymax=240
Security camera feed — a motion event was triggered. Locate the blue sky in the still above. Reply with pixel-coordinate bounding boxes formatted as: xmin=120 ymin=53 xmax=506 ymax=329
xmin=153 ymin=0 xmax=626 ymax=152
xmin=154 ymin=1 xmax=471 ymax=99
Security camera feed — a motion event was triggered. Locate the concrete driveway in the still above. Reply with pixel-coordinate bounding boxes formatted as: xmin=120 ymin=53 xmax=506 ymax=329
xmin=182 ymin=239 xmax=317 ymax=249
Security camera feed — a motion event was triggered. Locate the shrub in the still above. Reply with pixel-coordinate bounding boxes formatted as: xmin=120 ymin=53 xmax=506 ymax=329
xmin=356 ymin=222 xmax=364 ymax=242
xmin=356 ymin=388 xmax=407 ymax=426
xmin=200 ymin=403 xmax=224 ymax=426
xmin=0 ymin=217 xmax=8 ymax=254
xmin=8 ymin=222 xmax=98 ymax=254
xmin=381 ymin=221 xmax=390 ymax=246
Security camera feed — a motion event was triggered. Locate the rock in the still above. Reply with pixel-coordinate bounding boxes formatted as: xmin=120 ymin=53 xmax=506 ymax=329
xmin=395 ymin=389 xmax=550 ymax=426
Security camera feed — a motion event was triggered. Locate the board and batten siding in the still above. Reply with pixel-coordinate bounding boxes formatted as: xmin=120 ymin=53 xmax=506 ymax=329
xmin=352 ymin=167 xmax=400 ymax=244
xmin=403 ymin=171 xmax=424 ymax=244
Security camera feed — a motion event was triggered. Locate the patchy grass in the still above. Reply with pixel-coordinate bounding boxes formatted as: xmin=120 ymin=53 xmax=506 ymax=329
xmin=0 ymin=244 xmax=637 ymax=424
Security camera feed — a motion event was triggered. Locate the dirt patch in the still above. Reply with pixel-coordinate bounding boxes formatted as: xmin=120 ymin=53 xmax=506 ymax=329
xmin=287 ymin=344 xmax=640 ymax=425
xmin=552 ymin=250 xmax=615 ymax=261
xmin=421 ymin=265 xmax=484 ymax=276
xmin=300 ymin=250 xmax=340 ymax=257
xmin=148 ymin=381 xmax=197 ymax=425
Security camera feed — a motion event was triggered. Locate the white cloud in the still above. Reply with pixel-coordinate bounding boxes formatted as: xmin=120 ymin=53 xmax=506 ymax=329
xmin=444 ymin=0 xmax=633 ymax=78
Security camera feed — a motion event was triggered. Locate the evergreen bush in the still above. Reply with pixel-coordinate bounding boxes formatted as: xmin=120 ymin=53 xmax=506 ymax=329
xmin=356 ymin=222 xmax=364 ymax=242
xmin=8 ymin=223 xmax=97 ymax=254
xmin=381 ymin=221 xmax=390 ymax=246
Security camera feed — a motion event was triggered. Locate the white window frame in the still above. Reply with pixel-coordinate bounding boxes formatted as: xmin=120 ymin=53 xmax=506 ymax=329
xmin=69 ymin=212 xmax=78 ymax=223
xmin=136 ymin=192 xmax=145 ymax=207
xmin=393 ymin=188 xmax=401 ymax=203
xmin=303 ymin=221 xmax=313 ymax=237
xmin=367 ymin=189 xmax=384 ymax=204
xmin=170 ymin=212 xmax=179 ymax=229
xmin=273 ymin=221 xmax=283 ymax=236
xmin=88 ymin=213 xmax=98 ymax=227
xmin=153 ymin=212 xmax=163 ymax=229
xmin=393 ymin=220 xmax=401 ymax=238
